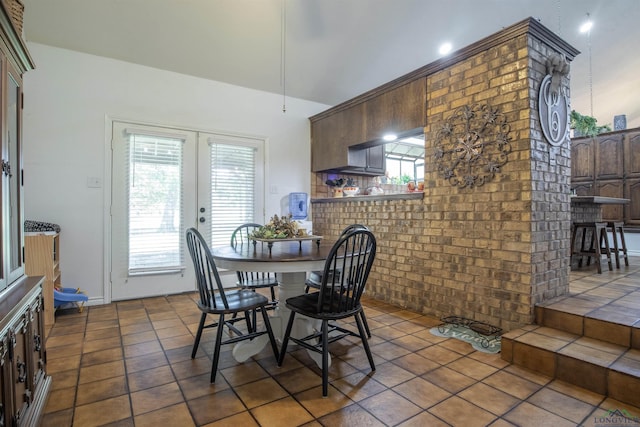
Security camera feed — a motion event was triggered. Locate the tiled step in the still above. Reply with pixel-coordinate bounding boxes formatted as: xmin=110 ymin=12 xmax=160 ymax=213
xmin=501 ymin=308 xmax=640 ymax=408
xmin=534 ymin=299 xmax=640 ymax=349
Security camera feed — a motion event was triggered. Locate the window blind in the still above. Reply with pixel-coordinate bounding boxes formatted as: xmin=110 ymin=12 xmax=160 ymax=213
xmin=209 ymin=142 xmax=256 ymax=246
xmin=127 ymin=132 xmax=185 ymax=274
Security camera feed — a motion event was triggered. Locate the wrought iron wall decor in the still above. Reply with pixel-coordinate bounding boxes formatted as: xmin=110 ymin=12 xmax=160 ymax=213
xmin=434 ymin=103 xmax=512 ymax=188
xmin=538 ymin=53 xmax=570 ymax=146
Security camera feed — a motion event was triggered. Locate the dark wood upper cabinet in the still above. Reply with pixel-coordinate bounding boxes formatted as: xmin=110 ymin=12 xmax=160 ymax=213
xmin=311 ymin=104 xmax=365 ymax=172
xmin=310 ymin=78 xmax=426 ymax=173
xmin=344 ymin=144 xmax=386 ymax=175
xmin=596 ymin=134 xmax=624 ymax=180
xmin=571 ymin=139 xmax=594 ymax=182
xmin=625 ymin=131 xmax=640 ymax=178
xmin=364 ymin=79 xmax=426 ymax=142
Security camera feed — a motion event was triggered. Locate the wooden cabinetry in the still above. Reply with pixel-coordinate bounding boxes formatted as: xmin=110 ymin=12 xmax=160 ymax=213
xmin=24 ymin=233 xmax=60 ymax=326
xmin=363 ymin=79 xmax=426 ymax=142
xmin=0 ymin=277 xmax=50 ymax=427
xmin=311 ymin=103 xmax=366 ymax=172
xmin=346 ymin=144 xmax=386 ymax=175
xmin=0 ymin=3 xmax=49 ymax=426
xmin=571 ymin=129 xmax=640 ymax=224
xmin=310 ymin=78 xmax=426 ymax=173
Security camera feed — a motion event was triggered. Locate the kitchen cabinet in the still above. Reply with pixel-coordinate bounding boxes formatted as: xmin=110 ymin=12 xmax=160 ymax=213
xmin=366 ymin=144 xmax=385 ymax=173
xmin=310 ymin=78 xmax=426 ymax=173
xmin=571 ymin=129 xmax=640 ymax=224
xmin=311 ymin=104 xmax=365 ymax=172
xmin=571 ymin=138 xmax=594 ymax=184
xmin=346 ymin=144 xmax=386 ymax=175
xmin=363 ymin=79 xmax=426 ymax=142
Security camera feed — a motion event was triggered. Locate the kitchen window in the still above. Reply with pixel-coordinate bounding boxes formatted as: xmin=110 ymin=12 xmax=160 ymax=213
xmin=384 ymin=135 xmax=425 ymax=183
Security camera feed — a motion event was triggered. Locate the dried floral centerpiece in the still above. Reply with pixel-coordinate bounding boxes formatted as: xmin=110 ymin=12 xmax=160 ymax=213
xmin=251 ymin=214 xmax=301 ymax=239
xmin=250 ymin=214 xmax=321 ymax=251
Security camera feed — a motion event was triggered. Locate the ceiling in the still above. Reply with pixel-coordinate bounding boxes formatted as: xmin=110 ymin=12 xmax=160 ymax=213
xmin=21 ymin=0 xmax=640 ymax=128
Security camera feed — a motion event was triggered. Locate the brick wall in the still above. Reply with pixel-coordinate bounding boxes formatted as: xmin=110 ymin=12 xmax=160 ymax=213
xmin=311 ymin=20 xmax=575 ymax=331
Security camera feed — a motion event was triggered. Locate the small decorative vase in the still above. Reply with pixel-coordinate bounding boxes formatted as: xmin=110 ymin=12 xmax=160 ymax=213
xmin=332 ymin=187 xmax=344 ymax=198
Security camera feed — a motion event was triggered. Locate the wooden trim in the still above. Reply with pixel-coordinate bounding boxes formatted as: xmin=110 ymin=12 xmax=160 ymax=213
xmin=310 ymin=17 xmax=579 ymax=122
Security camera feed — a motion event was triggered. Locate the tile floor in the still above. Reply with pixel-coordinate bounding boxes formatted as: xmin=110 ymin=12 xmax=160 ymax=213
xmin=502 ymin=257 xmax=640 ymax=407
xmin=42 ymin=261 xmax=640 ymax=427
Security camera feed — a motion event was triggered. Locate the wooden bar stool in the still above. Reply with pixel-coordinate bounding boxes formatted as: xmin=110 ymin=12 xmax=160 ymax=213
xmin=607 ymin=221 xmax=629 ymax=268
xmin=571 ymin=222 xmax=613 ymax=274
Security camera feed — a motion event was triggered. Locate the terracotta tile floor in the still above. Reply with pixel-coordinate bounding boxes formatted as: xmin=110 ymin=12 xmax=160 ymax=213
xmin=42 ymin=261 xmax=640 ymax=426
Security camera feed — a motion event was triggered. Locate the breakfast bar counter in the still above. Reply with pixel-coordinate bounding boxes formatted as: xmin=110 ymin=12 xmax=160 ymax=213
xmin=570 ymin=196 xmax=630 ymax=205
xmin=571 ymin=196 xmax=629 ymax=223
xmin=311 ymin=191 xmax=423 ymax=204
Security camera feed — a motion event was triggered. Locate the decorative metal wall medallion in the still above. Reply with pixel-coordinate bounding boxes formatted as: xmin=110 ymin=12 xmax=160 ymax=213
xmin=433 ymin=104 xmax=512 ymax=189
xmin=539 ymin=53 xmax=570 ymax=146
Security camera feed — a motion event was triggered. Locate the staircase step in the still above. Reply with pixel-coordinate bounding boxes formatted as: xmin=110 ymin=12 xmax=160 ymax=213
xmin=502 ymin=325 xmax=640 ymax=408
xmin=535 ymin=299 xmax=640 ymax=348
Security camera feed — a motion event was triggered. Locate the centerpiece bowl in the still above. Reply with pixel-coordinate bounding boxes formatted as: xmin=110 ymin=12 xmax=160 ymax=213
xmin=343 ymin=186 xmax=359 ymax=197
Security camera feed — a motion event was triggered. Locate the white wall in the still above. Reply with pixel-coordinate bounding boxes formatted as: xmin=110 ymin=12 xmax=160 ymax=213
xmin=22 ymin=43 xmax=328 ymax=304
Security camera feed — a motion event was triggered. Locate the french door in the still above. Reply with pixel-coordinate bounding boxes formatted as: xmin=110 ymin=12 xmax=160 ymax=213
xmin=110 ymin=121 xmax=265 ymax=300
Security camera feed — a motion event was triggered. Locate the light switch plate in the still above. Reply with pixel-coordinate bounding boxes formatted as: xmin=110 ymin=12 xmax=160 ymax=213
xmin=87 ymin=177 xmax=102 ymax=188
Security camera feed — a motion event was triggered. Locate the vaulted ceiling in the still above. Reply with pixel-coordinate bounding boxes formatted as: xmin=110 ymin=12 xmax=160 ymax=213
xmin=21 ymin=0 xmax=640 ymax=128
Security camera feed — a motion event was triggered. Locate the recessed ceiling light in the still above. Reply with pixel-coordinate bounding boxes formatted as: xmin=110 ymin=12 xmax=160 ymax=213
xmin=439 ymin=42 xmax=452 ymax=55
xmin=383 ymin=134 xmax=397 ymax=141
xmin=580 ymin=15 xmax=593 ymax=33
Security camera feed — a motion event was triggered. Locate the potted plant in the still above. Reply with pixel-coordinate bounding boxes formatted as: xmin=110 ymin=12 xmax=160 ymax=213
xmin=570 ymin=110 xmax=611 ymax=137
xmin=343 ymin=178 xmax=359 ymax=197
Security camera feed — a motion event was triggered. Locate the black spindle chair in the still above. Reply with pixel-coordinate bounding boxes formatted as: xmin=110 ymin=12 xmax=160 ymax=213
xmin=304 ymin=224 xmax=372 ymax=337
xmin=231 ymin=223 xmax=280 ymax=308
xmin=186 ymin=228 xmax=279 ymax=382
xmin=278 ymin=228 xmax=377 ymax=396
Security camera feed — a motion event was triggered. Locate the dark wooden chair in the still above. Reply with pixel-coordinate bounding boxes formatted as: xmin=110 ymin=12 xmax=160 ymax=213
xmin=278 ymin=228 xmax=377 ymax=396
xmin=186 ymin=227 xmax=279 ymax=382
xmin=231 ymin=223 xmax=279 ymax=308
xmin=305 ymin=224 xmax=371 ymax=337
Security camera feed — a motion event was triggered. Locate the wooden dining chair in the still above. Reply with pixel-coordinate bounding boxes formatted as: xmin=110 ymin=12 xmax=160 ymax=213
xmin=186 ymin=227 xmax=279 ymax=382
xmin=231 ymin=223 xmax=280 ymax=309
xmin=305 ymin=223 xmax=372 ymax=337
xmin=278 ymin=228 xmax=377 ymax=396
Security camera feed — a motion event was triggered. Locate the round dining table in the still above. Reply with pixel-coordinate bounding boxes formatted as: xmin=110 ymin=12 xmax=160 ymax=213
xmin=211 ymin=239 xmax=333 ymax=364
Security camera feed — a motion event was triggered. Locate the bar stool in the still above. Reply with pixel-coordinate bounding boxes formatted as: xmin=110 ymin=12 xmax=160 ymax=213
xmin=607 ymin=221 xmax=629 ymax=268
xmin=571 ymin=222 xmax=613 ymax=274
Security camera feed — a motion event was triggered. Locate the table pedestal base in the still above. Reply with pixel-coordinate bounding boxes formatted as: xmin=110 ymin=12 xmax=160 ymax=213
xmin=231 ymin=271 xmax=329 ymax=367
